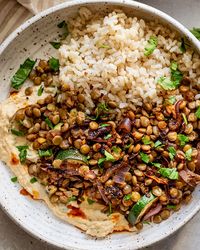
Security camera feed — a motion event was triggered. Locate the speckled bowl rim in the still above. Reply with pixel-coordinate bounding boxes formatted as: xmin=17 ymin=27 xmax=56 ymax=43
xmin=0 ymin=0 xmax=200 ymax=249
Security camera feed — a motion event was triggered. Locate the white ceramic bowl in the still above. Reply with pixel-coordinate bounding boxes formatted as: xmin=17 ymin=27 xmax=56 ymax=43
xmin=0 ymin=1 xmax=200 ymax=249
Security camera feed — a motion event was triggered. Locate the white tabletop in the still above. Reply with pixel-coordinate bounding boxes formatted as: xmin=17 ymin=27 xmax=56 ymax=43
xmin=0 ymin=0 xmax=200 ymax=249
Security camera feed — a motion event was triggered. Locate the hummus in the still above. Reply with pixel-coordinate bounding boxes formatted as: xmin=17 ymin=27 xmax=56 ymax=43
xmin=0 ymin=86 xmax=134 ymax=237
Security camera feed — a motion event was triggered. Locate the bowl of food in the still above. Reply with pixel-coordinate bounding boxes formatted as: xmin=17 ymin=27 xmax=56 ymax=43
xmin=0 ymin=0 xmax=200 ymax=249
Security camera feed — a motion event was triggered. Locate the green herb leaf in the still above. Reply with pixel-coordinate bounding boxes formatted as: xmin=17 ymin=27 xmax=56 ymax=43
xmin=180 ymin=38 xmax=186 ymax=53
xmin=98 ymin=150 xmax=115 ymax=166
xmin=37 ymin=85 xmax=44 ymax=96
xmin=11 ymin=129 xmax=24 ymax=136
xmin=190 ymin=28 xmax=200 ymax=40
xmin=182 ymin=113 xmax=188 ymax=125
xmin=144 ymin=36 xmax=158 ymax=56
xmin=143 ymin=221 xmax=151 ymax=225
xmin=112 ymin=146 xmax=121 ymax=154
xmin=56 ymin=148 xmax=88 ymax=163
xmin=45 ymin=117 xmax=54 ymax=129
xmin=16 ymin=145 xmax=28 ymax=163
xmin=49 ymin=57 xmax=59 ymax=71
xmin=158 ymin=168 xmax=179 ymax=180
xmin=195 ymin=106 xmax=200 ymax=119
xmin=171 ymin=63 xmax=183 ymax=83
xmin=170 ymin=61 xmax=178 ymax=71
xmin=98 ymin=44 xmax=110 ymax=49
xmin=38 ymin=149 xmax=53 ymax=157
xmin=140 ymin=152 xmax=150 ymax=163
xmin=142 ymin=136 xmax=151 ymax=145
xmin=124 ymin=194 xmax=132 ymax=201
xmin=185 ymin=148 xmax=192 ymax=161
xmin=154 ymin=140 xmax=163 ymax=148
xmin=178 ymin=134 xmax=189 ymax=146
xmin=99 ymin=123 xmax=110 ymax=128
xmin=167 ymin=96 xmax=176 ymax=105
xmin=50 ymin=41 xmax=61 ymax=49
xmin=67 ymin=196 xmax=77 ymax=203
xmin=87 ymin=198 xmax=95 ymax=205
xmin=168 ymin=146 xmax=176 ymax=160
xmin=104 ymin=134 xmax=112 ymax=140
xmin=11 ymin=58 xmax=36 ymax=90
xmin=167 ymin=205 xmax=177 ymax=209
xmin=157 ymin=77 xmax=179 ymax=90
xmin=30 ymin=177 xmax=37 ymax=184
xmin=152 ymin=162 xmax=161 ymax=168
xmin=11 ymin=176 xmax=18 ymax=183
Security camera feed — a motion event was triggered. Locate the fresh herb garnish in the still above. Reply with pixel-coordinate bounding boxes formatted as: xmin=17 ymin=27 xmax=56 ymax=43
xmin=11 ymin=129 xmax=24 ymax=136
xmin=49 ymin=57 xmax=59 ymax=71
xmin=45 ymin=117 xmax=54 ymax=129
xmin=152 ymin=162 xmax=161 ymax=168
xmin=93 ymin=103 xmax=109 ymax=120
xmin=98 ymin=150 xmax=115 ymax=166
xmin=112 ymin=146 xmax=121 ymax=154
xmin=104 ymin=134 xmax=112 ymax=140
xmin=195 ymin=106 xmax=200 ymax=119
xmin=140 ymin=152 xmax=150 ymax=163
xmin=11 ymin=176 xmax=18 ymax=183
xmin=143 ymin=221 xmax=151 ymax=225
xmin=180 ymin=38 xmax=186 ymax=53
xmin=30 ymin=177 xmax=37 ymax=184
xmin=167 ymin=205 xmax=177 ymax=209
xmin=182 ymin=113 xmax=188 ymax=125
xmin=38 ymin=149 xmax=53 ymax=157
xmin=185 ymin=148 xmax=192 ymax=161
xmin=190 ymin=28 xmax=200 ymax=40
xmin=154 ymin=140 xmax=163 ymax=148
xmin=168 ymin=146 xmax=176 ymax=160
xmin=50 ymin=41 xmax=61 ymax=49
xmin=98 ymin=44 xmax=110 ymax=49
xmin=16 ymin=145 xmax=28 ymax=163
xmin=37 ymin=85 xmax=44 ymax=96
xmin=144 ymin=36 xmax=158 ymax=56
xmin=67 ymin=196 xmax=77 ymax=203
xmin=124 ymin=194 xmax=132 ymax=201
xmin=158 ymin=167 xmax=179 ymax=180
xmin=11 ymin=58 xmax=36 ymax=90
xmin=158 ymin=61 xmax=183 ymax=90
xmin=167 ymin=96 xmax=176 ymax=105
xmin=178 ymin=134 xmax=189 ymax=146
xmin=87 ymin=198 xmax=95 ymax=205
xmin=142 ymin=136 xmax=151 ymax=145
xmin=99 ymin=123 xmax=110 ymax=128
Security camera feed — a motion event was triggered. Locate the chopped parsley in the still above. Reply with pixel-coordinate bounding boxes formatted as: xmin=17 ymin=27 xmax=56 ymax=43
xmin=140 ymin=152 xmax=150 ymax=163
xmin=185 ymin=148 xmax=192 ymax=161
xmin=182 ymin=113 xmax=188 ymax=125
xmin=67 ymin=196 xmax=77 ymax=203
xmin=98 ymin=150 xmax=115 ymax=166
xmin=112 ymin=146 xmax=121 ymax=154
xmin=142 ymin=136 xmax=151 ymax=145
xmin=57 ymin=20 xmax=69 ymax=39
xmin=158 ymin=167 xmax=179 ymax=180
xmin=38 ymin=149 xmax=53 ymax=157
xmin=178 ymin=134 xmax=189 ymax=146
xmin=104 ymin=134 xmax=112 ymax=140
xmin=168 ymin=146 xmax=176 ymax=160
xmin=45 ymin=117 xmax=54 ymax=129
xmin=11 ymin=129 xmax=24 ymax=136
xmin=167 ymin=96 xmax=176 ymax=105
xmin=49 ymin=57 xmax=59 ymax=71
xmin=16 ymin=145 xmax=28 ymax=163
xmin=144 ymin=36 xmax=158 ymax=56
xmin=87 ymin=198 xmax=95 ymax=205
xmin=124 ymin=194 xmax=132 ymax=201
xmin=37 ymin=85 xmax=44 ymax=96
xmin=154 ymin=140 xmax=163 ymax=148
xmin=158 ymin=61 xmax=183 ymax=90
xmin=50 ymin=41 xmax=61 ymax=49
xmin=152 ymin=162 xmax=161 ymax=168
xmin=99 ymin=123 xmax=110 ymax=128
xmin=30 ymin=177 xmax=37 ymax=184
xmin=143 ymin=221 xmax=151 ymax=225
xmin=11 ymin=176 xmax=18 ymax=183
xmin=190 ymin=28 xmax=200 ymax=40
xmin=167 ymin=205 xmax=177 ymax=209
xmin=11 ymin=58 xmax=36 ymax=90
xmin=195 ymin=106 xmax=200 ymax=119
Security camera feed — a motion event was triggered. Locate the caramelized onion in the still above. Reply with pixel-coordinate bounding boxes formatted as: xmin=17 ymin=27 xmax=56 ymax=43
xmin=143 ymin=203 xmax=162 ymax=221
xmin=118 ymin=118 xmax=132 ymax=133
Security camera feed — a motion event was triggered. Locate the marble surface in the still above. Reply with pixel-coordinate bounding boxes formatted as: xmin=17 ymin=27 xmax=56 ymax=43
xmin=0 ymin=0 xmax=200 ymax=249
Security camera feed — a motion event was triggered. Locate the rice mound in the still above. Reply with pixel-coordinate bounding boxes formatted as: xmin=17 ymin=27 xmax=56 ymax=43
xmin=59 ymin=7 xmax=200 ymax=109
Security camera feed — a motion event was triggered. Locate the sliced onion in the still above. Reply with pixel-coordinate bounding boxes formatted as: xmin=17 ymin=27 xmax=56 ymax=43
xmin=143 ymin=203 xmax=162 ymax=221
